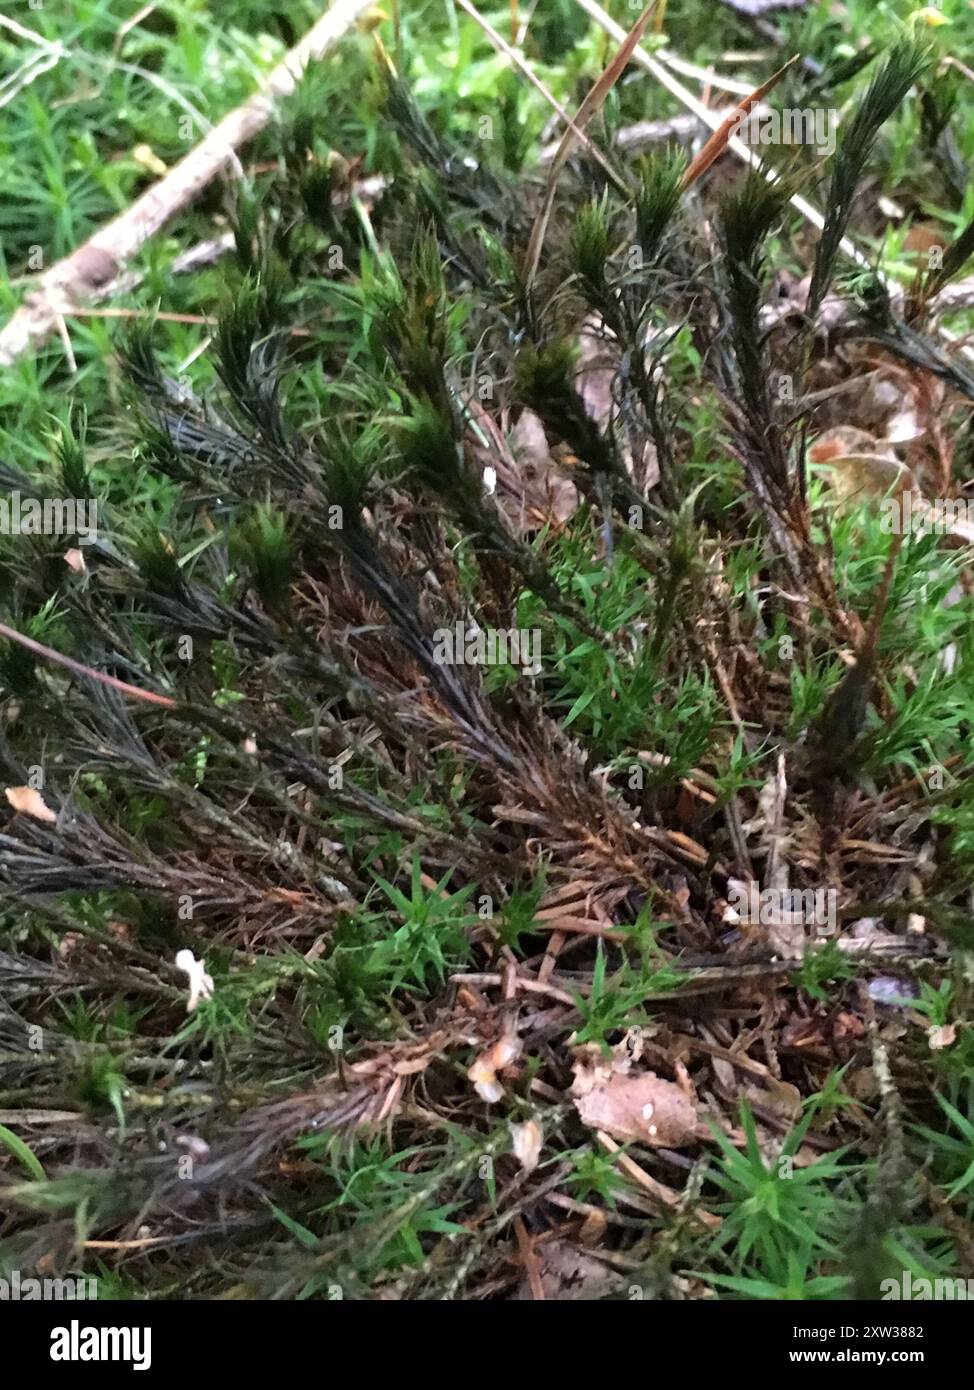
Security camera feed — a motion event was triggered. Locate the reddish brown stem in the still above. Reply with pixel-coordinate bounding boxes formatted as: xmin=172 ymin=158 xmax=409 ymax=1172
xmin=0 ymin=620 xmax=175 ymax=708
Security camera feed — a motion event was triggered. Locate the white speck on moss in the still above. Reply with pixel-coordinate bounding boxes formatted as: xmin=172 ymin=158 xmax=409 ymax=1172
xmin=175 ymin=949 xmax=214 ymax=1013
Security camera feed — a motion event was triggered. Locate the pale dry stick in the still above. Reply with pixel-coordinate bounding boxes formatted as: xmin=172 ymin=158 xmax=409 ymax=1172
xmin=0 ymin=15 xmax=62 ymax=49
xmin=0 ymin=1110 xmax=80 ymax=1124
xmin=83 ymin=1237 xmax=170 ymax=1251
xmin=62 ymin=307 xmax=217 ymax=327
xmin=546 ymin=1190 xmax=647 ymax=1229
xmin=450 ymin=971 xmax=577 ymax=1006
xmin=596 ymin=1130 xmax=722 ymax=1230
xmin=4 ymin=230 xmax=236 ymax=293
xmin=538 ymin=109 xmax=740 ymax=163
xmin=514 ymin=0 xmax=541 ymax=47
xmin=0 ymin=0 xmax=374 ymax=368
xmin=658 ymin=49 xmax=755 ymax=97
xmin=111 ymin=3 xmax=158 ymax=59
xmin=177 ymin=335 xmax=213 ymax=377
xmin=532 ymin=914 xmax=627 ymax=943
xmin=537 ymin=928 xmax=565 ymax=984
xmin=61 ymin=306 xmax=309 ymax=339
xmin=55 ymin=311 xmax=77 ymax=375
xmin=943 ymin=55 xmax=974 ymax=87
xmin=0 ymin=16 xmax=66 ymax=109
xmin=0 ymin=47 xmax=63 ymax=109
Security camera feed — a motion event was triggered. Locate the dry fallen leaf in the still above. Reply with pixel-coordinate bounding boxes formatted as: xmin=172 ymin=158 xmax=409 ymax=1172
xmin=468 ymin=1033 xmax=521 ymax=1103
xmin=928 ymin=1023 xmax=957 ymax=1051
xmin=573 ymin=1064 xmax=702 ymax=1147
xmin=507 ymin=408 xmax=579 ymax=530
xmin=511 ymin=1239 xmax=626 ymax=1301
xmin=578 ymin=1206 xmax=608 ymax=1245
xmin=810 ymin=427 xmax=911 ymax=505
xmin=510 ymin=1118 xmax=543 ymax=1173
xmin=575 ymin=318 xmax=658 ymax=488
xmin=5 ymin=785 xmax=57 ymax=824
xmin=743 ymin=1077 xmax=802 ymax=1123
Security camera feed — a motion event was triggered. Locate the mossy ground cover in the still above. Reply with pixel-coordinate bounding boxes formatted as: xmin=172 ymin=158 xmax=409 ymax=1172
xmin=3 ymin=0 xmax=974 ymax=1301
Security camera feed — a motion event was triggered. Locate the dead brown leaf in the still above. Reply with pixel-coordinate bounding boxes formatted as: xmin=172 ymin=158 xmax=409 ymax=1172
xmin=572 ymin=1064 xmax=702 ymax=1147
xmin=511 ymin=1239 xmax=627 ymax=1301
xmin=5 ymin=785 xmax=57 ymax=824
